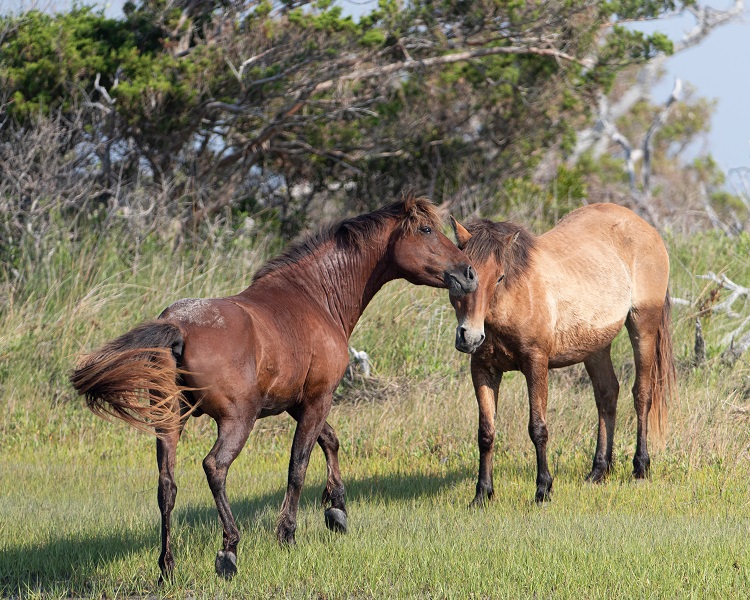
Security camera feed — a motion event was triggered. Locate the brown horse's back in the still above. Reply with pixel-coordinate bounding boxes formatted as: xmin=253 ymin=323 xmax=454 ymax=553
xmin=160 ymin=294 xmax=350 ymax=421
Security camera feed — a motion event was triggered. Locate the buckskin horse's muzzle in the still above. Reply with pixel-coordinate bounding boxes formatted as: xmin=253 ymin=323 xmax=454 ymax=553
xmin=445 ymin=263 xmax=478 ymax=297
xmin=455 ymin=324 xmax=486 ymax=354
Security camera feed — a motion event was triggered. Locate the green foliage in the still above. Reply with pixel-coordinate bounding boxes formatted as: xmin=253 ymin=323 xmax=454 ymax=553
xmin=0 ymin=8 xmax=133 ymax=118
xmin=0 ymin=0 xmax=701 ymax=232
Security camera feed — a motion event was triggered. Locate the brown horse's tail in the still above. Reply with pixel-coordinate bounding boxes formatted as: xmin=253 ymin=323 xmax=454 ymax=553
xmin=649 ymin=292 xmax=676 ymax=444
xmin=70 ymin=320 xmax=193 ymax=436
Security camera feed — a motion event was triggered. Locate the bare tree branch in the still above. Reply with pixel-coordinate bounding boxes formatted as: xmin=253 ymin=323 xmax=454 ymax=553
xmin=313 ymin=44 xmax=588 ymax=93
xmin=643 ymin=78 xmax=681 ymax=193
xmin=570 ymin=1 xmax=743 ymax=162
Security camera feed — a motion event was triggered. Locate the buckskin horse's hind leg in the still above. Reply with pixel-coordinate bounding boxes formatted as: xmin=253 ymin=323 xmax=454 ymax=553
xmin=626 ymin=309 xmax=660 ymax=479
xmin=583 ymin=345 xmax=620 ymax=483
xmin=470 ymin=358 xmax=502 ymax=508
xmin=317 ymin=421 xmax=347 ymax=533
xmin=203 ymin=415 xmax=254 ymax=579
xmin=277 ymin=399 xmax=331 ymax=545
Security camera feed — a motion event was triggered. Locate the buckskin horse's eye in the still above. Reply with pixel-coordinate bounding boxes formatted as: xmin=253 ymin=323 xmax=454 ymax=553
xmin=419 ymin=226 xmax=432 ymax=234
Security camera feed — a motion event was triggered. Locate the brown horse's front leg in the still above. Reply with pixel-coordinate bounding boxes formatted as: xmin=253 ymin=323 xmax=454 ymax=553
xmin=470 ymin=358 xmax=502 ymax=508
xmin=156 ymin=423 xmax=185 ymax=584
xmin=277 ymin=399 xmax=331 ymax=545
xmin=317 ymin=421 xmax=347 ymax=533
xmin=522 ymin=356 xmax=552 ymax=503
xmin=203 ymin=416 xmax=253 ymax=579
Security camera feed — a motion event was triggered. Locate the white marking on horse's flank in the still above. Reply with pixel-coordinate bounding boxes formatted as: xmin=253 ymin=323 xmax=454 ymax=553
xmin=169 ymin=298 xmax=226 ymax=328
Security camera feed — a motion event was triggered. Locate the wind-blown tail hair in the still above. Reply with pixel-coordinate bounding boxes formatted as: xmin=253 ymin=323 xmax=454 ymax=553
xmin=70 ymin=321 xmax=196 ymax=436
xmin=649 ymin=292 xmax=676 ymax=445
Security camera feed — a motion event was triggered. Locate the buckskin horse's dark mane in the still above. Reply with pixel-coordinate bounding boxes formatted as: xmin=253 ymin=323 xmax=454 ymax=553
xmin=463 ymin=219 xmax=537 ymax=284
xmin=253 ymin=196 xmax=441 ymax=283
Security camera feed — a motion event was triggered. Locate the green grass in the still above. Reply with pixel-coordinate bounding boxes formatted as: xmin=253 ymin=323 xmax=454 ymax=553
xmin=3 ymin=227 xmax=750 ymax=598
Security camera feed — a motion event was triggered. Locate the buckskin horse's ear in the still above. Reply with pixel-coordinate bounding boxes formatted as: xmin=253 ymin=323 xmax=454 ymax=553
xmin=450 ymin=216 xmax=472 ymax=249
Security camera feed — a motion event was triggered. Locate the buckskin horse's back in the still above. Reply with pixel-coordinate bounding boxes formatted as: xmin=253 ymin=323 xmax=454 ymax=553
xmin=542 ymin=202 xmax=669 ymax=299
xmin=531 ymin=203 xmax=669 ymax=366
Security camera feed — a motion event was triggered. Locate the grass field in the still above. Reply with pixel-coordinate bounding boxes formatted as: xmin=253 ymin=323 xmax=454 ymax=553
xmin=2 ymin=226 xmax=750 ymax=598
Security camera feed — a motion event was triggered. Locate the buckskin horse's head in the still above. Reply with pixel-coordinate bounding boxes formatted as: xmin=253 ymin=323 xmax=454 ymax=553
xmin=449 ymin=216 xmax=534 ymax=353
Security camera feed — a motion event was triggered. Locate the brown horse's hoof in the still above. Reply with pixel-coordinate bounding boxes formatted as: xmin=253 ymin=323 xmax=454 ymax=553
xmin=215 ymin=550 xmax=237 ymax=579
xmin=276 ymin=523 xmax=297 ymax=547
xmin=324 ymin=507 xmax=348 ymax=533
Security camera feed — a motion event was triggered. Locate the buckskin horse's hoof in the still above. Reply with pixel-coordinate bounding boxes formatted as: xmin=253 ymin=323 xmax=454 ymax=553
xmin=215 ymin=550 xmax=237 ymax=579
xmin=324 ymin=507 xmax=348 ymax=533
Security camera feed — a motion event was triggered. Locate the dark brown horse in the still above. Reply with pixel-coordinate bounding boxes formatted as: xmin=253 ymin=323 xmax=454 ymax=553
xmin=70 ymin=197 xmax=477 ymax=580
xmin=449 ymin=203 xmax=675 ymax=504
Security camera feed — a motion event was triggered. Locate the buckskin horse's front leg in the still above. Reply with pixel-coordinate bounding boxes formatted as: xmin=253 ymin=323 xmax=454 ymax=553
xmin=470 ymin=358 xmax=502 ymax=507
xmin=522 ymin=355 xmax=552 ymax=503
xmin=278 ymin=400 xmax=331 ymax=545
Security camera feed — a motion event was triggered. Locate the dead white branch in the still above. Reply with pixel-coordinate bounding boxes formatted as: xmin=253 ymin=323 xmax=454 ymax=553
xmin=723 ymin=330 xmax=750 ymax=365
xmin=593 ymin=79 xmax=681 ymax=223
xmin=313 ymin=45 xmax=587 ymax=93
xmin=642 ymin=78 xmax=681 ymax=193
xmin=700 ymin=272 xmax=750 ymax=319
xmin=93 ymin=72 xmax=116 ymax=106
xmin=570 ymin=1 xmax=743 ymax=162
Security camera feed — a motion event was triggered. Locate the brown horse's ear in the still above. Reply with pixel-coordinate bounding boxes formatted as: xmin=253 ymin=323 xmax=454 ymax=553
xmin=450 ymin=216 xmax=472 ymax=249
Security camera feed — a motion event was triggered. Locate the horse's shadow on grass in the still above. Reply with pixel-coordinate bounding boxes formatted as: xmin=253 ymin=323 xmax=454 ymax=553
xmin=0 ymin=466 xmax=472 ymax=594
xmin=177 ymin=464 xmax=474 ymax=532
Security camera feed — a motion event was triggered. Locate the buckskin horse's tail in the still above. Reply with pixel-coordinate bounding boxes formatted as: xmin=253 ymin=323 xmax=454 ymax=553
xmin=70 ymin=320 xmax=192 ymax=436
xmin=649 ymin=291 xmax=676 ymax=444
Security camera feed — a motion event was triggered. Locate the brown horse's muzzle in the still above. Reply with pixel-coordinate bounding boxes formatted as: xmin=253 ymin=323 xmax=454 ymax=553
xmin=444 ymin=263 xmax=478 ymax=297
xmin=455 ymin=324 xmax=486 ymax=354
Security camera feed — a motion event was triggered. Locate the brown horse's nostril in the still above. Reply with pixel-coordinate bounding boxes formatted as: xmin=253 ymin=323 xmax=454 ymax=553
xmin=466 ymin=265 xmax=477 ymax=281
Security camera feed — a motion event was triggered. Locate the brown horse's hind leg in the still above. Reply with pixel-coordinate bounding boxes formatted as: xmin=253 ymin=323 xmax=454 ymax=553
xmin=317 ymin=421 xmax=347 ymax=533
xmin=203 ymin=415 xmax=254 ymax=579
xmin=277 ymin=399 xmax=331 ymax=545
xmin=583 ymin=345 xmax=620 ymax=483
xmin=469 ymin=357 xmax=502 ymax=507
xmin=626 ymin=308 xmax=660 ymax=479
xmin=522 ymin=354 xmax=552 ymax=503
xmin=156 ymin=419 xmax=186 ymax=584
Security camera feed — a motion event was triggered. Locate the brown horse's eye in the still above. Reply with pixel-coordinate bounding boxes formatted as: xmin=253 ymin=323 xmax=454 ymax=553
xmin=419 ymin=226 xmax=433 ymax=234
xmin=497 ymin=274 xmax=505 ymax=284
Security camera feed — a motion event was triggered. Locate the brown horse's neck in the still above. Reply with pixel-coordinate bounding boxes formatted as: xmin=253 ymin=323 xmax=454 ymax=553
xmin=314 ymin=227 xmax=396 ymax=338
xmin=250 ymin=223 xmax=397 ymax=339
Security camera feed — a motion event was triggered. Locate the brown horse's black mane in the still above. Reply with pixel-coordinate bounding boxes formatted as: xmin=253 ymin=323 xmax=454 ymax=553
xmin=252 ymin=196 xmax=441 ymax=282
xmin=464 ymin=219 xmax=536 ymax=283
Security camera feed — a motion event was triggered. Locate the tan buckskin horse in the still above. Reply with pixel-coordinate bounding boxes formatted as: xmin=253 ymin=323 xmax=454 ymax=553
xmin=449 ymin=203 xmax=675 ymax=505
xmin=70 ymin=197 xmax=477 ymax=581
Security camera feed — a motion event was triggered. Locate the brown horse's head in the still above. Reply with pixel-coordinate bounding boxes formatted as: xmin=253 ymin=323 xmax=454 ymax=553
xmin=449 ymin=217 xmax=535 ymax=353
xmin=386 ymin=197 xmax=477 ymax=296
